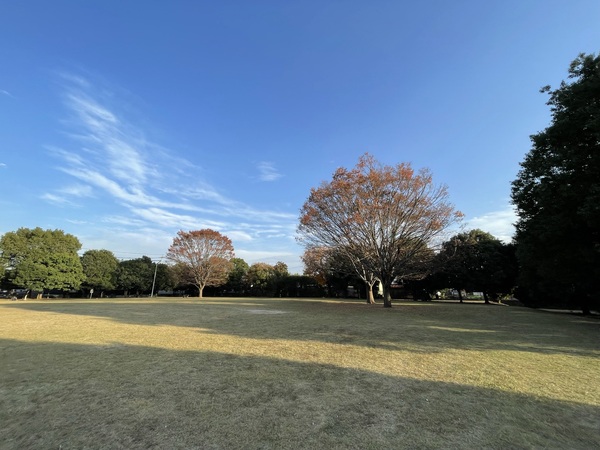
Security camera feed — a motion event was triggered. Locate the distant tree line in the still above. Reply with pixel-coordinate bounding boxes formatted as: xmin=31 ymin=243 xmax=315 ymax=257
xmin=0 ymin=227 xmax=317 ymax=299
xmin=0 ymin=223 xmax=518 ymax=304
xmin=301 ymin=227 xmax=517 ymax=303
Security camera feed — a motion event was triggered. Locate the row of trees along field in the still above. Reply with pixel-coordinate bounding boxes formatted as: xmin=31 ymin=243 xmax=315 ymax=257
xmin=0 ymin=228 xmax=303 ymax=299
xmin=0 ymin=53 xmax=597 ymax=312
xmin=301 ymin=228 xmax=517 ymax=306
xmin=0 ymin=224 xmax=515 ymax=303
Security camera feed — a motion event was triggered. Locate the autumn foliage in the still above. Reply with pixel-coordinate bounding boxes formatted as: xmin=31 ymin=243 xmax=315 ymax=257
xmin=167 ymin=229 xmax=234 ymax=298
xmin=298 ymin=153 xmax=462 ymax=307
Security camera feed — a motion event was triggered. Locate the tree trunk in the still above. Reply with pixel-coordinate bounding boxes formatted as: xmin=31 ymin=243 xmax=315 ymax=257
xmin=483 ymin=292 xmax=490 ymax=304
xmin=382 ymin=285 xmax=393 ymax=307
xmin=383 ymin=292 xmax=392 ymax=307
xmin=458 ymin=289 xmax=463 ymax=303
xmin=580 ymin=294 xmax=591 ymax=316
xmin=198 ymin=285 xmax=204 ymax=298
xmin=366 ymin=281 xmax=375 ymax=304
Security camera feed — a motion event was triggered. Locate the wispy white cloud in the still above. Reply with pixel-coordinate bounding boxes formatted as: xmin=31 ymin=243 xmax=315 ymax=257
xmin=53 ymin=79 xmax=293 ymax=217
xmin=40 ymin=193 xmax=81 ymax=207
xmin=54 ymin=71 xmax=91 ymax=89
xmin=235 ymin=249 xmax=298 ymax=265
xmin=465 ymin=207 xmax=516 ymax=242
xmin=229 ymin=207 xmax=297 ymax=223
xmin=0 ymin=163 xmax=6 ymax=168
xmin=79 ymin=227 xmax=173 ymax=260
xmin=64 ymin=91 xmax=153 ymax=187
xmin=46 ymin=72 xmax=300 ymax=268
xmin=159 ymin=184 xmax=232 ymax=207
xmin=257 ymin=161 xmax=283 ymax=181
xmin=102 ymin=215 xmax=148 ymax=227
xmin=130 ymin=207 xmax=226 ymax=230
xmin=59 ymin=184 xmax=94 ymax=198
xmin=0 ymin=89 xmax=14 ymax=98
xmin=226 ymin=230 xmax=254 ymax=242
xmin=66 ymin=219 xmax=89 ymax=225
xmin=59 ymin=165 xmax=160 ymax=206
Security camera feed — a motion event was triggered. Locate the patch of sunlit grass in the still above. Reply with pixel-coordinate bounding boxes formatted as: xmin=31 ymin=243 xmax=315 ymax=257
xmin=0 ymin=297 xmax=598 ymax=449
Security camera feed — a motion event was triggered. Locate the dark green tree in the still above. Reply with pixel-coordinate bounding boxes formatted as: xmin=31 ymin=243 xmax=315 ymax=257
xmin=153 ymin=263 xmax=177 ymax=294
xmin=224 ymin=258 xmax=250 ymax=294
xmin=436 ymin=230 xmax=517 ymax=303
xmin=273 ymin=261 xmax=289 ymax=279
xmin=272 ymin=261 xmax=290 ymax=296
xmin=0 ymin=227 xmax=85 ymax=297
xmin=81 ymin=249 xmax=119 ymax=297
xmin=278 ymin=274 xmax=326 ymax=297
xmin=511 ymin=53 xmax=600 ymax=314
xmin=115 ymin=256 xmax=154 ymax=297
xmin=170 ymin=261 xmax=195 ymax=294
xmin=245 ymin=262 xmax=275 ymax=296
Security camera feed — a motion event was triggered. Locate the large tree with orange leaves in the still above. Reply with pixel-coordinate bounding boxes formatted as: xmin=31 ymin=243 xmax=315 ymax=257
xmin=298 ymin=154 xmax=462 ymax=307
xmin=167 ymin=229 xmax=234 ymax=298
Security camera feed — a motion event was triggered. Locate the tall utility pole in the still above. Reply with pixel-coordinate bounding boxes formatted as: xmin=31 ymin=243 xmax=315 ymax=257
xmin=150 ymin=258 xmax=162 ymax=297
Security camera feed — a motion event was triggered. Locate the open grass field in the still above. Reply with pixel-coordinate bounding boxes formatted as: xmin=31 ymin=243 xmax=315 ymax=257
xmin=1 ymin=297 xmax=598 ymax=449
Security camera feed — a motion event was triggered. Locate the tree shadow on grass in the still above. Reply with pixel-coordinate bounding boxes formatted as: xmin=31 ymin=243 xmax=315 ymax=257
xmin=1 ymin=337 xmax=598 ymax=450
xmin=2 ymin=298 xmax=599 ymax=358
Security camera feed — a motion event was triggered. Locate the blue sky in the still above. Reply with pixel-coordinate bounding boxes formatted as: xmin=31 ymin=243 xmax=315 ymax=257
xmin=1 ymin=1 xmax=599 ymax=273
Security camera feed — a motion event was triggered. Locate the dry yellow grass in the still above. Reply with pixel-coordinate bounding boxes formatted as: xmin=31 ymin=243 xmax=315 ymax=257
xmin=1 ymin=297 xmax=598 ymax=449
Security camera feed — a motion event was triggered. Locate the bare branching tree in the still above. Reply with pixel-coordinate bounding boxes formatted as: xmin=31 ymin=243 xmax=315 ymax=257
xmin=167 ymin=229 xmax=234 ymax=298
xmin=298 ymin=153 xmax=462 ymax=307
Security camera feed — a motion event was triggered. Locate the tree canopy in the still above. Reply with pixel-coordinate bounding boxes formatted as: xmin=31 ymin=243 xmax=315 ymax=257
xmin=0 ymin=227 xmax=85 ymax=296
xmin=435 ymin=229 xmax=517 ymax=302
xmin=81 ymin=249 xmax=119 ymax=295
xmin=298 ymin=153 xmax=462 ymax=307
xmin=511 ymin=53 xmax=600 ymax=314
xmin=246 ymin=262 xmax=275 ymax=295
xmin=166 ymin=229 xmax=234 ymax=298
xmin=115 ymin=256 xmax=154 ymax=296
